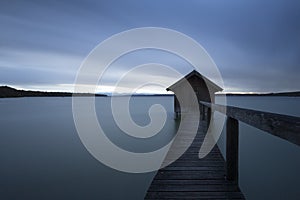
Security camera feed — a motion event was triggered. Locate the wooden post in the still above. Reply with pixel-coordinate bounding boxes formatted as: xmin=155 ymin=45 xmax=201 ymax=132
xmin=226 ymin=117 xmax=239 ymax=184
xmin=200 ymin=105 xmax=202 ymax=120
xmin=207 ymin=107 xmax=211 ymax=128
xmin=200 ymin=105 xmax=204 ymax=120
xmin=201 ymin=105 xmax=205 ymax=121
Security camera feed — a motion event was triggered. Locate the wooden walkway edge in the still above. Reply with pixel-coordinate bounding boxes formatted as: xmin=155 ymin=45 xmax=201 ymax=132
xmin=145 ymin=115 xmax=245 ymax=199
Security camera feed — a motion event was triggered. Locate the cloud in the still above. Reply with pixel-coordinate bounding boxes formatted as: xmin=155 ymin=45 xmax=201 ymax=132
xmin=0 ymin=0 xmax=299 ymax=92
xmin=0 ymin=47 xmax=83 ymax=87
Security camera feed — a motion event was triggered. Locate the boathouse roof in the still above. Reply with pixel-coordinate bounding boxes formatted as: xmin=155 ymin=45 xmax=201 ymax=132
xmin=166 ymin=70 xmax=223 ymax=92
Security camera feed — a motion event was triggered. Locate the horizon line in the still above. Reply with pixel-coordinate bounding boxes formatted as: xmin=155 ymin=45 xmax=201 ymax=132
xmin=1 ymin=85 xmax=299 ymax=95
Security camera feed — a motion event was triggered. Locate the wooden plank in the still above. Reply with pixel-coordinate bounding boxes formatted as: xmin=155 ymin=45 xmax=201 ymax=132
xmin=162 ymin=166 xmax=225 ymax=171
xmin=200 ymin=101 xmax=300 ymax=146
xmin=145 ymin=191 xmax=244 ymax=199
xmin=153 ymin=171 xmax=225 ymax=180
xmin=148 ymin=179 xmax=235 ymax=185
xmin=148 ymin=184 xmax=240 ymax=192
xmin=166 ymin=161 xmax=227 ymax=167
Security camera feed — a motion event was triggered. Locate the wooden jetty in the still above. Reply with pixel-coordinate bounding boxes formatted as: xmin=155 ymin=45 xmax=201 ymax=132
xmin=145 ymin=112 xmax=245 ymax=199
xmin=145 ymin=102 xmax=300 ymax=199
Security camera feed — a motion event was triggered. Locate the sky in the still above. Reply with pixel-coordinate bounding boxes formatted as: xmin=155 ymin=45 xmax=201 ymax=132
xmin=0 ymin=0 xmax=299 ymax=93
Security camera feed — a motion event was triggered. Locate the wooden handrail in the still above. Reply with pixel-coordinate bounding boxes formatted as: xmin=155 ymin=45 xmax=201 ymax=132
xmin=200 ymin=101 xmax=300 ymax=147
xmin=199 ymin=101 xmax=300 ymax=184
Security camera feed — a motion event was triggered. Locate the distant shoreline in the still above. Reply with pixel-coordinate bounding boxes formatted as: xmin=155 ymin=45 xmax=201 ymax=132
xmin=1 ymin=86 xmax=299 ymax=98
xmin=0 ymin=86 xmax=107 ymax=98
xmin=217 ymin=91 xmax=300 ymax=97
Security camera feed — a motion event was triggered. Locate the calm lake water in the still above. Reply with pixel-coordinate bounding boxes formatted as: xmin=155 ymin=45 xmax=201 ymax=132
xmin=0 ymin=96 xmax=299 ymax=199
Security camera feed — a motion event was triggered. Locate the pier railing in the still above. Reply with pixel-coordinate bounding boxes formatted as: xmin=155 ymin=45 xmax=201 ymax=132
xmin=199 ymin=101 xmax=300 ymax=184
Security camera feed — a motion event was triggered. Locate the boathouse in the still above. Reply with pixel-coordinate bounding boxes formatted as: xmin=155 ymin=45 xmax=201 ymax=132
xmin=166 ymin=70 xmax=222 ymax=116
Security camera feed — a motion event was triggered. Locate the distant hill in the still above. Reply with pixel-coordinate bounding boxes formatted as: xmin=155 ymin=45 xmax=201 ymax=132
xmin=269 ymin=91 xmax=300 ymax=97
xmin=217 ymin=91 xmax=300 ymax=97
xmin=113 ymin=94 xmax=174 ymax=97
xmin=0 ymin=86 xmax=107 ymax=98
